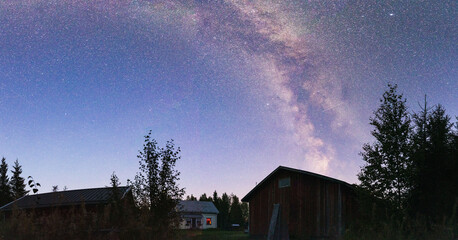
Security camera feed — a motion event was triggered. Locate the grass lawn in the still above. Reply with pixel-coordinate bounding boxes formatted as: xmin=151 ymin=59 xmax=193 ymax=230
xmin=179 ymin=229 xmax=251 ymax=240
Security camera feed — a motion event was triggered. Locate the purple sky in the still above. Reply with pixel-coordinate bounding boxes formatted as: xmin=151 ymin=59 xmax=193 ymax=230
xmin=0 ymin=0 xmax=456 ymax=198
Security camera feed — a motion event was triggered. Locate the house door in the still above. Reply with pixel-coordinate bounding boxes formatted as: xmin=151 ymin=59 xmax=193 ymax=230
xmin=191 ymin=218 xmax=197 ymax=228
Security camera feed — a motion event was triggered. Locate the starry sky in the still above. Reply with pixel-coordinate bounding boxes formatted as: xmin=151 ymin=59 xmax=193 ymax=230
xmin=0 ymin=0 xmax=456 ymax=198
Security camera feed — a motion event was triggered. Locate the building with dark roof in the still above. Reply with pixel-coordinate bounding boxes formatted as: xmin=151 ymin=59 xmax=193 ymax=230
xmin=177 ymin=200 xmax=219 ymax=229
xmin=0 ymin=186 xmax=133 ymax=218
xmin=242 ymin=166 xmax=358 ymax=239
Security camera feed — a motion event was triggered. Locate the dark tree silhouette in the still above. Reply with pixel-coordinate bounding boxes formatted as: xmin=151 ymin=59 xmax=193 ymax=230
xmin=0 ymin=157 xmax=12 ymax=206
xmin=185 ymin=194 xmax=197 ymax=201
xmin=219 ymin=193 xmax=231 ymax=229
xmin=410 ymin=104 xmax=457 ymax=221
xmin=131 ymin=130 xmax=185 ymax=239
xmin=199 ymin=193 xmax=212 ymax=201
xmin=229 ymin=194 xmax=243 ymax=225
xmin=358 ymin=84 xmax=412 ymax=211
xmin=10 ymin=159 xmax=28 ymax=199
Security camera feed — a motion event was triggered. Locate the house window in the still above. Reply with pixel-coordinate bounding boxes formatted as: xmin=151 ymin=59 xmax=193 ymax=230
xmin=186 ymin=219 xmax=191 ymax=226
xmin=206 ymin=218 xmax=212 ymax=225
xmin=279 ymin=177 xmax=290 ymax=188
xmin=197 ymin=219 xmax=202 ymax=226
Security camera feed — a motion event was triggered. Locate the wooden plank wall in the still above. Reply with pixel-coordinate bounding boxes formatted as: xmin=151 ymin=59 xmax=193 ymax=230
xmin=249 ymin=169 xmax=357 ymax=238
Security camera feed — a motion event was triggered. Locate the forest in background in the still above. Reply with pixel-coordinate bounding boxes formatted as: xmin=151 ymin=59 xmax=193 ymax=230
xmin=349 ymin=84 xmax=457 ymax=239
xmin=0 ymin=84 xmax=457 ymax=240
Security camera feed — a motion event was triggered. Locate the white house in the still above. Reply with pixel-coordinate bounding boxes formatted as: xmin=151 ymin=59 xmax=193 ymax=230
xmin=177 ymin=200 xmax=219 ymax=229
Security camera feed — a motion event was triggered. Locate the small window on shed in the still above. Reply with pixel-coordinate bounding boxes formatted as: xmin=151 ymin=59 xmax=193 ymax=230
xmin=279 ymin=177 xmax=291 ymax=188
xmin=206 ymin=218 xmax=212 ymax=225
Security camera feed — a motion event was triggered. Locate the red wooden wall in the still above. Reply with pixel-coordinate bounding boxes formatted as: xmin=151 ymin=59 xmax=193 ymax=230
xmin=247 ymin=169 xmax=357 ymax=239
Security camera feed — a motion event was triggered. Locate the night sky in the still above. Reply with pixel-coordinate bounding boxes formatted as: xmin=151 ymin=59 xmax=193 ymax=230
xmin=0 ymin=0 xmax=456 ymax=198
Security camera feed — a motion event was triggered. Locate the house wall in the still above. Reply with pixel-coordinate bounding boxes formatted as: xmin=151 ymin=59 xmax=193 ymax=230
xmin=179 ymin=213 xmax=218 ymax=230
xmin=248 ymin=169 xmax=357 ymax=239
xmin=179 ymin=217 xmax=193 ymax=229
xmin=202 ymin=213 xmax=217 ymax=229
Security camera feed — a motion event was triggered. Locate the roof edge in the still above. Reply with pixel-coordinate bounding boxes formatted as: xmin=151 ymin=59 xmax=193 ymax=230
xmin=0 ymin=186 xmax=131 ymax=211
xmin=241 ymin=166 xmax=354 ymax=202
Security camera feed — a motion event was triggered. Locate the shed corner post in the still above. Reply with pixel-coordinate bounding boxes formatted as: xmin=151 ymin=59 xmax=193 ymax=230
xmin=337 ymin=184 xmax=342 ymax=239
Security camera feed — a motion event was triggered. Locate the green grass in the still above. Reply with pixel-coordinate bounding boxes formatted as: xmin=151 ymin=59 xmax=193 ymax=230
xmin=178 ymin=229 xmax=250 ymax=240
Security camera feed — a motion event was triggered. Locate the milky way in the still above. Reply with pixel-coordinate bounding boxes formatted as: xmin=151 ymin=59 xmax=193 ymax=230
xmin=0 ymin=0 xmax=456 ymax=196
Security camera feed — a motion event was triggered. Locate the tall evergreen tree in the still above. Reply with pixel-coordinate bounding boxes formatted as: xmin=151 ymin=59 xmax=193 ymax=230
xmin=219 ymin=193 xmax=231 ymax=229
xmin=10 ymin=159 xmax=28 ymax=199
xmin=229 ymin=195 xmax=243 ymax=226
xmin=199 ymin=193 xmax=212 ymax=201
xmin=410 ymin=104 xmax=457 ymax=221
xmin=358 ymin=84 xmax=412 ymax=211
xmin=185 ymin=194 xmax=197 ymax=201
xmin=409 ymin=97 xmax=432 ymax=216
xmin=212 ymin=191 xmax=223 ymax=228
xmin=0 ymin=157 xmax=12 ymax=206
xmin=425 ymin=105 xmax=455 ymax=217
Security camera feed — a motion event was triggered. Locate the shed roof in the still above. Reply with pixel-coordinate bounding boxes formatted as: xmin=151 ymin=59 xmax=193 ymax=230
xmin=241 ymin=166 xmax=353 ymax=202
xmin=0 ymin=186 xmax=131 ymax=211
xmin=178 ymin=200 xmax=219 ymax=214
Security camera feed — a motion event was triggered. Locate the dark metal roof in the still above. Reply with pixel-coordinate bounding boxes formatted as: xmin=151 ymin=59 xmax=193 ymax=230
xmin=0 ymin=186 xmax=131 ymax=211
xmin=178 ymin=200 xmax=219 ymax=214
xmin=241 ymin=166 xmax=353 ymax=202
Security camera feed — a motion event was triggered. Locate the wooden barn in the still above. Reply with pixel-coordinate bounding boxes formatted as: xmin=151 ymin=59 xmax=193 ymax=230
xmin=241 ymin=166 xmax=358 ymax=239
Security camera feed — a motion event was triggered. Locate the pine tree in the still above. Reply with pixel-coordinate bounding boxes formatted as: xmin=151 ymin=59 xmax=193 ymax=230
xmin=425 ymin=105 xmax=455 ymax=218
xmin=229 ymin=195 xmax=243 ymax=225
xmin=10 ymin=159 xmax=28 ymax=199
xmin=409 ymin=97 xmax=432 ymax=216
xmin=185 ymin=194 xmax=197 ymax=201
xmin=199 ymin=193 xmax=212 ymax=201
xmin=219 ymin=193 xmax=231 ymax=229
xmin=109 ymin=171 xmax=122 ymax=226
xmin=212 ymin=191 xmax=223 ymax=228
xmin=410 ymin=104 xmax=457 ymax=221
xmin=0 ymin=157 xmax=12 ymax=206
xmin=110 ymin=171 xmax=121 ymax=201
xmin=358 ymin=84 xmax=412 ymax=211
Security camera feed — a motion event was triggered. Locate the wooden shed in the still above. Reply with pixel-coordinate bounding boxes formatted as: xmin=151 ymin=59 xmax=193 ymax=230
xmin=241 ymin=166 xmax=358 ymax=239
xmin=0 ymin=186 xmax=134 ymax=219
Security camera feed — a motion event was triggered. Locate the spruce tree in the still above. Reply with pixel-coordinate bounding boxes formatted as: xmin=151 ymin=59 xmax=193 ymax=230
xmin=185 ymin=194 xmax=197 ymax=201
xmin=425 ymin=105 xmax=455 ymax=218
xmin=409 ymin=97 xmax=432 ymax=216
xmin=0 ymin=157 xmax=12 ymax=206
xmin=199 ymin=193 xmax=212 ymax=201
xmin=229 ymin=195 xmax=243 ymax=225
xmin=358 ymin=84 xmax=412 ymax=211
xmin=410 ymin=104 xmax=457 ymax=221
xmin=219 ymin=193 xmax=231 ymax=229
xmin=10 ymin=159 xmax=28 ymax=199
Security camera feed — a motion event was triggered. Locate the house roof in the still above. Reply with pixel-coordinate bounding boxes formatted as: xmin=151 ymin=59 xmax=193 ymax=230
xmin=0 ymin=186 xmax=131 ymax=211
xmin=178 ymin=200 xmax=219 ymax=214
xmin=241 ymin=166 xmax=353 ymax=202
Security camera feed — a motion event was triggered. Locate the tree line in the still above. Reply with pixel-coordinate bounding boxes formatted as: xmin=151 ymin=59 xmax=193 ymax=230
xmin=0 ymin=158 xmax=30 ymax=206
xmin=1 ymin=131 xmax=186 ymax=239
xmin=355 ymin=84 xmax=457 ymax=237
xmin=185 ymin=191 xmax=249 ymax=229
